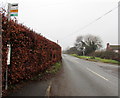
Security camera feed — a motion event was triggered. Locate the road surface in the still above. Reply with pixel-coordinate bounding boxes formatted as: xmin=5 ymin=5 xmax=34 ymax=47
xmin=51 ymin=54 xmax=119 ymax=96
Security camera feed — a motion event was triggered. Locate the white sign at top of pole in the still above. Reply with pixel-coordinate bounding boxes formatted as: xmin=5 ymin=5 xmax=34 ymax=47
xmin=10 ymin=3 xmax=18 ymax=10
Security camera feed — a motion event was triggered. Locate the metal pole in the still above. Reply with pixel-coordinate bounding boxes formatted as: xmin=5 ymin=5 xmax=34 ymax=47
xmin=5 ymin=68 xmax=8 ymax=90
xmin=5 ymin=3 xmax=11 ymax=90
xmin=5 ymin=44 xmax=11 ymax=90
xmin=7 ymin=3 xmax=11 ymax=21
xmin=0 ymin=10 xmax=2 ymax=97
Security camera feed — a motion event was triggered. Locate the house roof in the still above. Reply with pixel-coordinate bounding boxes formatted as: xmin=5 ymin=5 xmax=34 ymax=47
xmin=110 ymin=45 xmax=120 ymax=50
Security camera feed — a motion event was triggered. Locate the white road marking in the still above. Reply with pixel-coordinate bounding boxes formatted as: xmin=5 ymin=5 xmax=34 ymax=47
xmin=86 ymin=67 xmax=109 ymax=81
xmin=74 ymin=61 xmax=79 ymax=64
xmin=45 ymin=81 xmax=52 ymax=96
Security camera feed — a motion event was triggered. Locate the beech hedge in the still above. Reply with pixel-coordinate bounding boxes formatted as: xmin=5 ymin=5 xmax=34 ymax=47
xmin=2 ymin=13 xmax=62 ymax=91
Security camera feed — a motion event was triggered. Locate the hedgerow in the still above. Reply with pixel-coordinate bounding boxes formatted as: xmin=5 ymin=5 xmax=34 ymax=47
xmin=1 ymin=13 xmax=61 ymax=92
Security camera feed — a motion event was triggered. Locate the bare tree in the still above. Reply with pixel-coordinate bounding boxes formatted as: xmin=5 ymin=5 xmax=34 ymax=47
xmin=74 ymin=34 xmax=102 ymax=55
xmin=84 ymin=34 xmax=102 ymax=48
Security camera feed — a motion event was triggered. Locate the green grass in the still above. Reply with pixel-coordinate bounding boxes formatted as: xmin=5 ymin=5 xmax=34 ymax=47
xmin=71 ymin=54 xmax=120 ymax=65
xmin=71 ymin=54 xmax=91 ymax=59
xmin=95 ymin=57 xmax=120 ymax=64
xmin=30 ymin=62 xmax=62 ymax=81
xmin=45 ymin=62 xmax=62 ymax=74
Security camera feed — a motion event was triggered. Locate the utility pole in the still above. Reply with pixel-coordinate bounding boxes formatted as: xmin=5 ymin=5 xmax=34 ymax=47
xmin=57 ymin=40 xmax=58 ymax=44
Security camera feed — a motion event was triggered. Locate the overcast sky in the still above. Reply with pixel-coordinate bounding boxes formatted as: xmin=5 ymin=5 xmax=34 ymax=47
xmin=0 ymin=0 xmax=119 ymax=50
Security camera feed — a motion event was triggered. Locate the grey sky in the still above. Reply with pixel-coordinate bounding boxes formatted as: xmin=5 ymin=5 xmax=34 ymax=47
xmin=1 ymin=0 xmax=119 ymax=50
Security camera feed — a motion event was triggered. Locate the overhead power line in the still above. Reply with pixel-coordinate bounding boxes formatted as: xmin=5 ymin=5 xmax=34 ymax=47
xmin=60 ymin=4 xmax=120 ymax=41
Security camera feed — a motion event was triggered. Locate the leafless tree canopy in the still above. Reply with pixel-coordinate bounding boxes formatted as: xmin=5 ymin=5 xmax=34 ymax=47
xmin=84 ymin=34 xmax=102 ymax=48
xmin=75 ymin=34 xmax=102 ymax=55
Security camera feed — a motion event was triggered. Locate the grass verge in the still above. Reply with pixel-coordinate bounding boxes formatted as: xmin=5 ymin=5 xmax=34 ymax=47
xmin=71 ymin=54 xmax=120 ymax=65
xmin=45 ymin=62 xmax=62 ymax=74
xmin=31 ymin=61 xmax=62 ymax=81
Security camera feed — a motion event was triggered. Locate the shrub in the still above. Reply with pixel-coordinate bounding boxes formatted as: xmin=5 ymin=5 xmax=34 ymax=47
xmin=90 ymin=51 xmax=120 ymax=62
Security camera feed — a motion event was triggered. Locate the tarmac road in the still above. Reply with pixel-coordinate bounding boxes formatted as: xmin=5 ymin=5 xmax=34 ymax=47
xmin=51 ymin=54 xmax=119 ymax=96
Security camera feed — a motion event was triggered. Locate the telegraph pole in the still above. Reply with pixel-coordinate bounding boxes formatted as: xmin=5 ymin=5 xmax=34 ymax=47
xmin=57 ymin=40 xmax=58 ymax=44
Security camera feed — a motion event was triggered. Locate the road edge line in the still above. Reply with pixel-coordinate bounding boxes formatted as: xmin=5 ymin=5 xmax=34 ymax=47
xmin=45 ymin=81 xmax=52 ymax=97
